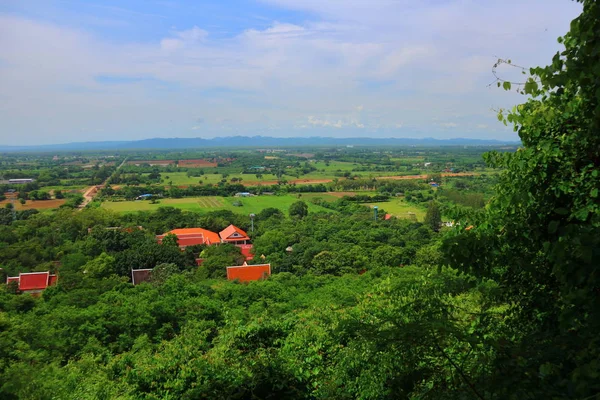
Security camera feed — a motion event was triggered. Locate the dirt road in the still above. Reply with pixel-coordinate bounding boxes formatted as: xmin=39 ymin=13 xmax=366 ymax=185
xmin=79 ymin=157 xmax=127 ymax=209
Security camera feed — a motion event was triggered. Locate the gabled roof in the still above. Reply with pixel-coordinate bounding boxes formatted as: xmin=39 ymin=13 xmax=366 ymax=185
xmin=6 ymin=276 xmax=19 ymax=284
xmin=219 ymin=224 xmax=249 ymax=241
xmin=18 ymin=272 xmax=55 ymax=291
xmin=168 ymin=228 xmax=221 ymax=244
xmin=131 ymin=268 xmax=153 ymax=285
xmin=226 ymin=263 xmax=271 ymax=282
xmin=158 ymin=228 xmax=221 ymax=246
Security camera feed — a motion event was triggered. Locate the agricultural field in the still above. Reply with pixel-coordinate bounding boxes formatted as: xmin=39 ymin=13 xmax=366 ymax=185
xmin=159 ymin=171 xmax=280 ymax=186
xmin=366 ymin=199 xmax=427 ymax=221
xmin=0 ymin=199 xmax=67 ymax=210
xmin=101 ymin=194 xmax=338 ymax=214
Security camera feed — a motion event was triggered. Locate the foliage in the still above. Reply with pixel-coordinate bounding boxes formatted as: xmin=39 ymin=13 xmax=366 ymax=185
xmin=424 ymin=201 xmax=442 ymax=231
xmin=288 ymin=200 xmax=308 ymax=219
xmin=443 ymin=2 xmax=600 ymax=397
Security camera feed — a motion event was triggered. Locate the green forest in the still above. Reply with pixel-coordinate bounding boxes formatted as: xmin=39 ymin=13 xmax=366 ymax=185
xmin=1 ymin=1 xmax=600 ymax=399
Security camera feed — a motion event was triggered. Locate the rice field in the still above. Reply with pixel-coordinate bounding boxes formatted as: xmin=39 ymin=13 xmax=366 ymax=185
xmin=101 ymin=194 xmax=338 ymax=214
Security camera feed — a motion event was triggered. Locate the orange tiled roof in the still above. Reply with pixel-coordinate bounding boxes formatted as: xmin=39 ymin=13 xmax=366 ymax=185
xmin=167 ymin=228 xmax=221 ymax=244
xmin=219 ymin=224 xmax=249 ymax=241
xmin=226 ymin=263 xmax=271 ymax=282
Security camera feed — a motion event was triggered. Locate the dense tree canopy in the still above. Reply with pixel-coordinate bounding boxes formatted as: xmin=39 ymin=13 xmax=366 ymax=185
xmin=444 ymin=0 xmax=600 ymax=396
xmin=1 ymin=2 xmax=599 ymax=398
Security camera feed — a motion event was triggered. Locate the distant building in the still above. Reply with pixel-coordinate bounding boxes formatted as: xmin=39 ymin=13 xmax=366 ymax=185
xmin=234 ymin=192 xmax=253 ymax=197
xmin=135 ymin=194 xmax=153 ymax=200
xmin=219 ymin=224 xmax=250 ymax=245
xmin=131 ymin=268 xmax=153 ymax=285
xmin=424 ymin=162 xmax=432 ymax=167
xmin=157 ymin=225 xmax=253 ymax=259
xmin=157 ymin=228 xmax=221 ymax=249
xmin=8 ymin=178 xmax=34 ymax=184
xmin=226 ymin=262 xmax=271 ymax=282
xmin=6 ymin=272 xmax=57 ymax=294
xmin=429 ymin=182 xmax=439 ymax=187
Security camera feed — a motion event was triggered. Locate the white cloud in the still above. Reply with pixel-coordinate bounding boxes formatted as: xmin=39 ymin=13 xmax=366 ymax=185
xmin=0 ymin=0 xmax=583 ymax=144
xmin=160 ymin=25 xmax=207 ymax=51
xmin=307 ymin=116 xmax=343 ymax=128
xmin=440 ymin=122 xmax=458 ymax=128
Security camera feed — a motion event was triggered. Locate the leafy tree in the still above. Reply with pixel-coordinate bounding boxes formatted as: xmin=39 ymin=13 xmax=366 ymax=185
xmin=289 ymin=200 xmax=308 ymax=219
xmin=257 ymin=207 xmax=283 ymax=221
xmin=82 ymin=252 xmax=116 ymax=279
xmin=150 ymin=263 xmax=179 ymax=285
xmin=426 ymin=173 xmax=442 ymax=183
xmin=444 ymin=2 xmax=600 ymax=397
xmin=161 ymin=233 xmax=179 ymax=248
xmin=199 ymin=244 xmax=244 ymax=278
xmin=424 ymin=201 xmax=441 ymax=231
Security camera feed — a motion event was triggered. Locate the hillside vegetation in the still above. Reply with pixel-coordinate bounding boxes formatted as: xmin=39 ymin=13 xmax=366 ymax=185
xmin=1 ymin=1 xmax=599 ymax=398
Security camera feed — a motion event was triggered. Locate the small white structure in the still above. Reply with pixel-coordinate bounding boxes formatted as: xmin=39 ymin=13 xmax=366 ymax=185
xmin=8 ymin=178 xmax=34 ymax=184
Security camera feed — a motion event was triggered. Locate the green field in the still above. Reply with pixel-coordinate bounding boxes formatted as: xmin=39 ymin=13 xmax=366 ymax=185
xmin=365 ymin=199 xmax=427 ymax=221
xmin=155 ymin=160 xmax=419 ymax=186
xmin=159 ymin=172 xmax=281 ymax=186
xmin=101 ymin=194 xmax=338 ymax=214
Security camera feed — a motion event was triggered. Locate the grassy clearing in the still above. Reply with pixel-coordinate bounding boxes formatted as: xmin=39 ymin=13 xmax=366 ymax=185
xmin=101 ymin=194 xmax=337 ymax=214
xmin=365 ymin=199 xmax=427 ymax=221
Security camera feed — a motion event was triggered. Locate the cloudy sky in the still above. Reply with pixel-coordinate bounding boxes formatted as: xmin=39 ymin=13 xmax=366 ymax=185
xmin=0 ymin=0 xmax=582 ymax=145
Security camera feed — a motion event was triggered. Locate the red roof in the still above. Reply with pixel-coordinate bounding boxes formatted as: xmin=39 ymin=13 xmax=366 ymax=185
xmin=236 ymin=244 xmax=254 ymax=260
xmin=226 ymin=263 xmax=271 ymax=282
xmin=157 ymin=228 xmax=221 ymax=247
xmin=385 ymin=213 xmax=392 ymax=220
xmin=49 ymin=274 xmax=58 ymax=286
xmin=19 ymin=272 xmax=52 ymax=291
xmin=131 ymin=269 xmax=153 ymax=285
xmin=6 ymin=276 xmax=19 ymax=285
xmin=219 ymin=224 xmax=250 ymax=242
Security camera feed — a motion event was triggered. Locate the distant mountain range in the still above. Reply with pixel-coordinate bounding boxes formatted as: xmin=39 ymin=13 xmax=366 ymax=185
xmin=0 ymin=136 xmax=519 ymax=152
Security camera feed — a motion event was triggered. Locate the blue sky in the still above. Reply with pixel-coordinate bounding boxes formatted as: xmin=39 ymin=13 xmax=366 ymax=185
xmin=0 ymin=0 xmax=582 ymax=145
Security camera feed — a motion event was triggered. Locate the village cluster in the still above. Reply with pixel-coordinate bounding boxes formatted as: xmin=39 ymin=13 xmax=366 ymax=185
xmin=5 ymin=223 xmax=270 ymax=294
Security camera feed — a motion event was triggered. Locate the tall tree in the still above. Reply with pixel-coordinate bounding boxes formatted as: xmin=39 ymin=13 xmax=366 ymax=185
xmin=424 ymin=201 xmax=441 ymax=231
xmin=289 ymin=200 xmax=308 ymax=219
xmin=443 ymin=1 xmax=600 ymax=397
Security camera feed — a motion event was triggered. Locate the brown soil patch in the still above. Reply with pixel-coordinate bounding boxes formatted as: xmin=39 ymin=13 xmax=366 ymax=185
xmin=327 ymin=192 xmax=361 ymax=198
xmin=0 ymin=199 xmax=66 ymax=210
xmin=178 ymin=159 xmax=218 ymax=167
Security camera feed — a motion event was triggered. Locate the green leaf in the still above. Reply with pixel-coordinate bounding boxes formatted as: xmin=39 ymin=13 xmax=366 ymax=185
xmin=502 ymin=81 xmax=512 ymax=91
xmin=548 ymin=220 xmax=559 ymax=234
